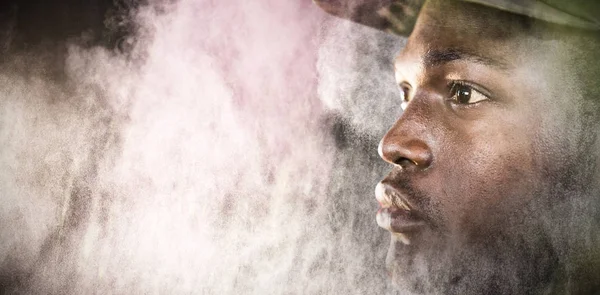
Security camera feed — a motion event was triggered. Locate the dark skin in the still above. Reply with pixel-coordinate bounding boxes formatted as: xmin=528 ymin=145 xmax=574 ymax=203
xmin=376 ymin=0 xmax=600 ymax=294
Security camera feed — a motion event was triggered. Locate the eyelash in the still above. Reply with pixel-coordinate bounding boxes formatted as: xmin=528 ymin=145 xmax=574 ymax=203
xmin=448 ymin=80 xmax=472 ymax=90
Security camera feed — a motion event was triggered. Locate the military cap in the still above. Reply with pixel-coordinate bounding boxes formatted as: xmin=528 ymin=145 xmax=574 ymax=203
xmin=314 ymin=0 xmax=600 ymax=36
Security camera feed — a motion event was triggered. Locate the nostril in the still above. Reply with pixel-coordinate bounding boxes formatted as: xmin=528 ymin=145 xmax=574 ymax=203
xmin=378 ymin=137 xmax=433 ymax=169
xmin=396 ymin=157 xmax=420 ymax=169
xmin=400 ymin=157 xmax=418 ymax=166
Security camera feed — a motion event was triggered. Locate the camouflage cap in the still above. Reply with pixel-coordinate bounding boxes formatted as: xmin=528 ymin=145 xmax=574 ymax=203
xmin=314 ymin=0 xmax=600 ymax=36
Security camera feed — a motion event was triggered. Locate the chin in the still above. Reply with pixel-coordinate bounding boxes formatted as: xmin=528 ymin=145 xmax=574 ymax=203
xmin=384 ymin=224 xmax=562 ymax=295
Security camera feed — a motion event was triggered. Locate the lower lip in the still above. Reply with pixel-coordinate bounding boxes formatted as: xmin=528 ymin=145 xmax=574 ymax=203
xmin=376 ymin=207 xmax=426 ymax=233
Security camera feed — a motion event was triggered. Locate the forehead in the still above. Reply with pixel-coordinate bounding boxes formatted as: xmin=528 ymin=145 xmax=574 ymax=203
xmin=396 ymin=0 xmax=535 ymax=68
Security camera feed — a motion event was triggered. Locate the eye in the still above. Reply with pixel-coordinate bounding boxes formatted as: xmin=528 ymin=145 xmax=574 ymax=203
xmin=449 ymin=82 xmax=489 ymax=105
xmin=398 ymin=82 xmax=412 ymax=109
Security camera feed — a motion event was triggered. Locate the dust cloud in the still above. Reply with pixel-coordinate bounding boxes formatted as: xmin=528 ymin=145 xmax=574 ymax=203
xmin=0 ymin=0 xmax=405 ymax=294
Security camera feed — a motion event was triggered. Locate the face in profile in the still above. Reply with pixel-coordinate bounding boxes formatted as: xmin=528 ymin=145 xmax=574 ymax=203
xmin=375 ymin=0 xmax=600 ymax=294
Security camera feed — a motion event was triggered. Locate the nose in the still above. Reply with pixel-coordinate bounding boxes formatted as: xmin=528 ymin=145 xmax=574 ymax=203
xmin=378 ymin=113 xmax=433 ymax=170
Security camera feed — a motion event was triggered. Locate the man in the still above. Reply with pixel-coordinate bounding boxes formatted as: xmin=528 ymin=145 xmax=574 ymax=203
xmin=316 ymin=0 xmax=600 ymax=294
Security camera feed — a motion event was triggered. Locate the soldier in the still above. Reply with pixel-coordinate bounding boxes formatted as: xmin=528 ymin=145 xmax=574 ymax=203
xmin=316 ymin=0 xmax=600 ymax=294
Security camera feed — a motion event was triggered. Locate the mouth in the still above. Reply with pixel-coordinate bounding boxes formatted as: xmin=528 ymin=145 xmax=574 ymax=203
xmin=375 ymin=182 xmax=427 ymax=244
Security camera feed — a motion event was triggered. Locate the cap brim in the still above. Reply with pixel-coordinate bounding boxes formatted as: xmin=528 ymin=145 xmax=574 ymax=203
xmin=314 ymin=0 xmax=425 ymax=37
xmin=315 ymin=0 xmax=600 ymax=37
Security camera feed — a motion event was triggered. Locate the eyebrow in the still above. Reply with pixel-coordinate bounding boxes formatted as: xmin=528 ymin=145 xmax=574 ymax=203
xmin=423 ymin=48 xmax=510 ymax=70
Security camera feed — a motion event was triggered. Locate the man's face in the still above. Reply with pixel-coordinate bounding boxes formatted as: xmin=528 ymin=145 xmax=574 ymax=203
xmin=376 ymin=0 xmax=600 ymax=294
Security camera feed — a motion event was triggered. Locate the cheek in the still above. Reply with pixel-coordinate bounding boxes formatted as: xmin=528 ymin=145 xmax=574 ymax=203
xmin=426 ymin=123 xmax=541 ymax=233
